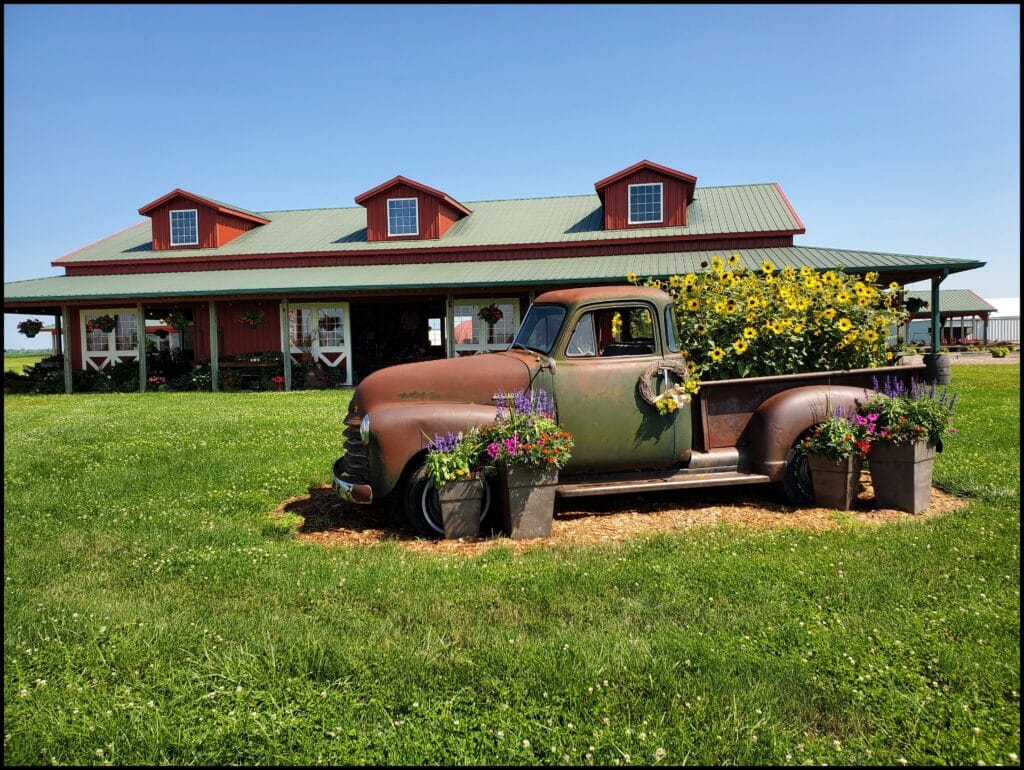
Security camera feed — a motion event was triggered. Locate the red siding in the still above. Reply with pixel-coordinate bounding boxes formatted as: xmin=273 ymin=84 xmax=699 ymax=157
xmin=437 ymin=200 xmax=463 ymax=238
xmin=62 ymin=235 xmax=795 ymax=276
xmin=215 ymin=213 xmax=259 ymax=246
xmin=148 ymin=196 xmax=258 ymax=250
xmin=363 ymin=183 xmax=446 ymax=241
xmin=602 ymin=170 xmax=693 ymax=230
xmin=191 ymin=299 xmax=282 ymax=361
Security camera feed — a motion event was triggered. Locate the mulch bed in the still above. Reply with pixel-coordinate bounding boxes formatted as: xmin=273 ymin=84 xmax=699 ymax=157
xmin=274 ymin=473 xmax=969 ymax=557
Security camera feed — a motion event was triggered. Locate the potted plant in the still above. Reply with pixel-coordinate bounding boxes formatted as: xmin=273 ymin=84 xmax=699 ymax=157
xmin=478 ymin=304 xmax=504 ymax=345
xmin=16 ymin=318 xmax=43 ymax=338
xmin=86 ymin=314 xmax=118 ymax=333
xmin=237 ymin=309 xmax=264 ymax=330
xmin=798 ymin=405 xmax=874 ymax=510
xmin=424 ymin=429 xmax=489 ymax=539
xmin=858 ymin=376 xmax=957 ymax=513
xmin=161 ymin=311 xmax=189 ymax=331
xmin=479 ymin=389 xmax=574 ymax=539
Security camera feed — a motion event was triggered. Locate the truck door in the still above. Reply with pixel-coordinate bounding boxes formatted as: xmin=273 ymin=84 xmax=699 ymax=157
xmin=552 ymin=303 xmax=679 ymax=473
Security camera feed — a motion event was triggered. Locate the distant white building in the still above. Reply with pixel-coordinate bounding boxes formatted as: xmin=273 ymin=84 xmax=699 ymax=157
xmin=986 ymin=297 xmax=1019 ymax=343
xmin=900 ymin=290 xmax=1020 ymax=345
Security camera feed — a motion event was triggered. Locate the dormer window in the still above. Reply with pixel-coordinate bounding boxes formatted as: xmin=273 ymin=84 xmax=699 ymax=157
xmin=169 ymin=209 xmax=198 ymax=246
xmin=387 ymin=198 xmax=419 ymax=237
xmin=628 ymin=183 xmax=663 ymax=224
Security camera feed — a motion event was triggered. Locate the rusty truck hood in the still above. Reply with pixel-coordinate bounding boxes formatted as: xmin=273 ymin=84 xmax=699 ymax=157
xmin=349 ymin=351 xmax=537 ymax=416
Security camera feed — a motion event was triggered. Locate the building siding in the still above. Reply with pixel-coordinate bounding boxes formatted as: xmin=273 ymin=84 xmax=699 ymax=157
xmin=601 ymin=169 xmax=692 ymax=230
xmin=61 ymin=235 xmax=795 ymax=276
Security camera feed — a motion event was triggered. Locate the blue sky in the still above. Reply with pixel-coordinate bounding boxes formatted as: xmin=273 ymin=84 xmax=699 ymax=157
xmin=3 ymin=4 xmax=1020 ymax=349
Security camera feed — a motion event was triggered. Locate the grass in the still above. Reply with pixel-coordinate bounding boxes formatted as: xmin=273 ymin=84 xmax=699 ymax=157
xmin=3 ymin=366 xmax=1020 ymax=765
xmin=4 ymin=351 xmax=46 ymax=374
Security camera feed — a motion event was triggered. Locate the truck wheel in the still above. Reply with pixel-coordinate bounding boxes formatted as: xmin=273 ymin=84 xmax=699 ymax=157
xmin=780 ymin=431 xmax=815 ymax=507
xmin=403 ymin=460 xmax=494 ymax=538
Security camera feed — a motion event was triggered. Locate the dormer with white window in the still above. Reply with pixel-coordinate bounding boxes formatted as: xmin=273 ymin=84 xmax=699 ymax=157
xmin=594 ymin=160 xmax=697 ymax=231
xmin=355 ymin=176 xmax=471 ymax=242
xmin=138 ymin=189 xmax=270 ymax=251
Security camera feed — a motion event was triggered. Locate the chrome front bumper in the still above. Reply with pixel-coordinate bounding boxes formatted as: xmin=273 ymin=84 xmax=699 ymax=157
xmin=332 ymin=457 xmax=373 ymax=504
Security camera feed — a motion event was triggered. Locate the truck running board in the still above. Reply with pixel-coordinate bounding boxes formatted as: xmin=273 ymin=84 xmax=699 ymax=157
xmin=555 ymin=471 xmax=773 ymax=498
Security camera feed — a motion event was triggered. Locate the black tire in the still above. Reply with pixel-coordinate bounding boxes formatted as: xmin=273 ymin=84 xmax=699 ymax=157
xmin=779 ymin=430 xmax=816 ymax=507
xmin=403 ymin=458 xmax=494 ymax=538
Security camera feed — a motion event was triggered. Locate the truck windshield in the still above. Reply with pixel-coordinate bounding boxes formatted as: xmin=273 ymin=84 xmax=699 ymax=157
xmin=511 ymin=304 xmax=566 ymax=354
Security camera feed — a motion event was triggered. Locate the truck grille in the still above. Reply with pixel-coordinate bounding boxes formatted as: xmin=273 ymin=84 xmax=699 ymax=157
xmin=339 ymin=422 xmax=369 ymax=483
xmin=337 ymin=401 xmax=369 ymax=484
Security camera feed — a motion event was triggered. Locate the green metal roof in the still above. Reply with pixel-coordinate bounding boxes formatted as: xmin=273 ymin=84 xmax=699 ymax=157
xmin=5 ymin=246 xmax=984 ymax=305
xmin=904 ymin=289 xmax=997 ymax=314
xmin=54 ymin=184 xmax=802 ymax=264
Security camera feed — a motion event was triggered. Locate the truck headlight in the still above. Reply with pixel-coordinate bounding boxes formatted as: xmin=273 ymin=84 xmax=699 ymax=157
xmin=360 ymin=414 xmax=371 ymax=445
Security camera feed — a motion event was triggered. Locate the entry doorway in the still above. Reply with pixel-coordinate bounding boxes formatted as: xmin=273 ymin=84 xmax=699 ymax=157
xmin=350 ymin=300 xmax=447 ymax=381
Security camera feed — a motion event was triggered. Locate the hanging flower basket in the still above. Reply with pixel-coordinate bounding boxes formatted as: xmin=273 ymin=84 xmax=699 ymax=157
xmin=478 ymin=304 xmax=504 ymax=326
xmin=17 ymin=319 xmax=43 ymax=338
xmin=161 ymin=311 xmax=189 ymax=330
xmin=86 ymin=314 xmax=117 ymax=333
xmin=237 ymin=310 xmax=264 ymax=329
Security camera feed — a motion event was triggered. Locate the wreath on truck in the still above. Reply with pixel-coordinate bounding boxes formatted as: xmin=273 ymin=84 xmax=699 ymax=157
xmin=638 ymin=360 xmax=697 ymax=415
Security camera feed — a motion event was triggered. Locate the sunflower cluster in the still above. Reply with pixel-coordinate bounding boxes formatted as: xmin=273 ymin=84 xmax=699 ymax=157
xmin=630 ymin=255 xmax=908 ymax=382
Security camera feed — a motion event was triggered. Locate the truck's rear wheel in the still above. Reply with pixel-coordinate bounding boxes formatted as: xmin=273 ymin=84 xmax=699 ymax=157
xmin=780 ymin=430 xmax=815 ymax=507
xmin=403 ymin=460 xmax=494 ymax=538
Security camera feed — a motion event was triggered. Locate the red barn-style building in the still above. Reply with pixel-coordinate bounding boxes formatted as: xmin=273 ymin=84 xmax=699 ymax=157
xmin=4 ymin=160 xmax=984 ymax=392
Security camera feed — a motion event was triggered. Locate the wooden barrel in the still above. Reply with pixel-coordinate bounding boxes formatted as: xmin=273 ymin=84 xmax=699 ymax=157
xmin=922 ymin=353 xmax=951 ymax=385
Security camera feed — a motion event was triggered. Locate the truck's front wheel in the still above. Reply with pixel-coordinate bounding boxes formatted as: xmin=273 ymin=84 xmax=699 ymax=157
xmin=403 ymin=460 xmax=494 ymax=537
xmin=780 ymin=430 xmax=815 ymax=507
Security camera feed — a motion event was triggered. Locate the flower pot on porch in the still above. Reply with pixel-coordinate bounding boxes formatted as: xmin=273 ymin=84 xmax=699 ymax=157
xmin=497 ymin=465 xmax=558 ymax=540
xmin=868 ymin=440 xmax=937 ymax=514
xmin=807 ymin=454 xmax=862 ymax=511
xmin=437 ymin=477 xmax=485 ymax=539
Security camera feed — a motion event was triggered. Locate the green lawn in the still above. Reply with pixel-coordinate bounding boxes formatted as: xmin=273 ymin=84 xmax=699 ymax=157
xmin=3 ymin=351 xmax=45 ymax=374
xmin=3 ymin=367 xmax=1019 ymax=765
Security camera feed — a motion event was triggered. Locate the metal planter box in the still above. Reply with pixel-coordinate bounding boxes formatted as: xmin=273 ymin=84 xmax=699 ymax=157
xmin=497 ymin=465 xmax=558 ymax=540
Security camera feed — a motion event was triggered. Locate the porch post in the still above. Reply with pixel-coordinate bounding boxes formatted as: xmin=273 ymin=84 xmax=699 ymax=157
xmin=929 ymin=273 xmax=946 ymax=353
xmin=445 ymin=294 xmax=455 ymax=359
xmin=53 ymin=313 xmax=62 ymax=357
xmin=209 ymin=300 xmax=219 ymax=392
xmin=61 ymin=306 xmax=73 ymax=395
xmin=279 ymin=299 xmax=292 ymax=391
xmin=137 ymin=303 xmax=147 ymax=393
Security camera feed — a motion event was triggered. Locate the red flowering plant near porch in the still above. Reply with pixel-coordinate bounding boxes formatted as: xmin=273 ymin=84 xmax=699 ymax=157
xmin=477 ymin=303 xmax=504 ymax=326
xmin=237 ymin=310 xmax=264 ymax=329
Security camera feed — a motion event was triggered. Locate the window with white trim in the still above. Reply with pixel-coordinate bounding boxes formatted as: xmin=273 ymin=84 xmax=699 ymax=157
xmin=387 ymin=198 xmax=418 ymax=236
xmin=288 ymin=302 xmax=352 ymax=383
xmin=628 ymin=183 xmax=662 ymax=224
xmin=170 ymin=209 xmax=198 ymax=245
xmin=80 ymin=310 xmax=139 ymax=371
xmin=453 ymin=299 xmax=519 ymax=355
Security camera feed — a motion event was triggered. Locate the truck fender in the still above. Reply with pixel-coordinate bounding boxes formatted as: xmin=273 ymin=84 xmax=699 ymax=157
xmin=367 ymin=403 xmax=501 ymax=499
xmin=747 ymin=384 xmax=870 ymax=481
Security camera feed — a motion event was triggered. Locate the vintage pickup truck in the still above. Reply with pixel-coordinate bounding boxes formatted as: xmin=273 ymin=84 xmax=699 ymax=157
xmin=332 ymin=286 xmax=925 ymax=536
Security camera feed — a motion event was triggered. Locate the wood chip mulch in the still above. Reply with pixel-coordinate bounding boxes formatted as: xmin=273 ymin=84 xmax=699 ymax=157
xmin=273 ymin=473 xmax=969 ymax=557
